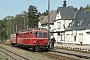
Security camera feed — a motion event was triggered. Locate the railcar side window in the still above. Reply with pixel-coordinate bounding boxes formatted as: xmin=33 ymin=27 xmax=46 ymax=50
xmin=34 ymin=32 xmax=38 ymax=37
xmin=39 ymin=32 xmax=42 ymax=38
xmin=43 ymin=32 xmax=47 ymax=38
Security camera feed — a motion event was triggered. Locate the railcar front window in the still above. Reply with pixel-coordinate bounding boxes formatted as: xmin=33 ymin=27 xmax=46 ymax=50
xmin=34 ymin=32 xmax=38 ymax=37
xmin=43 ymin=32 xmax=47 ymax=38
xmin=39 ymin=32 xmax=42 ymax=38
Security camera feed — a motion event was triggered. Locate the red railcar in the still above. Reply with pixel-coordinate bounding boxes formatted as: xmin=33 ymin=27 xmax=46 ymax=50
xmin=10 ymin=28 xmax=49 ymax=51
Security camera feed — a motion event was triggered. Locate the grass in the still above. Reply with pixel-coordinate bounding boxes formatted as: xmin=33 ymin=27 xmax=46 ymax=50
xmin=0 ymin=54 xmax=8 ymax=60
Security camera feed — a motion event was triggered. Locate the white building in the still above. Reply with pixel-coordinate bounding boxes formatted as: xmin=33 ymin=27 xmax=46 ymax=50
xmin=65 ymin=11 xmax=90 ymax=45
xmin=54 ymin=7 xmax=76 ymax=43
xmin=38 ymin=10 xmax=57 ymax=38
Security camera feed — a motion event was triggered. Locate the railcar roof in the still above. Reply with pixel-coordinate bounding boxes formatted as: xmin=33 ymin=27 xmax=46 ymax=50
xmin=12 ymin=32 xmax=18 ymax=34
xmin=18 ymin=28 xmax=48 ymax=32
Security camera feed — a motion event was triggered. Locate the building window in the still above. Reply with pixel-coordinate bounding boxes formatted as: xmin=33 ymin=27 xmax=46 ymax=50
xmin=66 ymin=34 xmax=70 ymax=42
xmin=57 ymin=22 xmax=61 ymax=29
xmin=80 ymin=20 xmax=83 ymax=25
xmin=78 ymin=33 xmax=83 ymax=42
xmin=69 ymin=23 xmax=72 ymax=27
xmin=76 ymin=22 xmax=80 ymax=26
xmin=71 ymin=34 xmax=73 ymax=42
xmin=42 ymin=24 xmax=46 ymax=27
xmin=58 ymin=32 xmax=60 ymax=36
xmin=74 ymin=36 xmax=76 ymax=41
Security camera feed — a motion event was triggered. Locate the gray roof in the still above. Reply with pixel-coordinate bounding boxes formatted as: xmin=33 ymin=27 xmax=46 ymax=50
xmin=65 ymin=10 xmax=90 ymax=31
xmin=38 ymin=10 xmax=57 ymax=24
xmin=38 ymin=16 xmax=46 ymax=23
xmin=18 ymin=28 xmax=48 ymax=33
xmin=57 ymin=7 xmax=76 ymax=20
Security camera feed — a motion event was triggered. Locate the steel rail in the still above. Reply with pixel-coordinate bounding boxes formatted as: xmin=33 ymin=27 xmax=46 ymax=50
xmin=0 ymin=46 xmax=30 ymax=60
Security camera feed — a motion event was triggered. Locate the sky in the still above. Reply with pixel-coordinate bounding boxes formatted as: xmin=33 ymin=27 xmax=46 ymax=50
xmin=0 ymin=0 xmax=90 ymax=19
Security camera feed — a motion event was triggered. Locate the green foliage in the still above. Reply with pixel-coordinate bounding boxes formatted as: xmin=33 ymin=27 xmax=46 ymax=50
xmin=0 ymin=16 xmax=14 ymax=40
xmin=0 ymin=54 xmax=8 ymax=60
xmin=42 ymin=10 xmax=48 ymax=16
xmin=6 ymin=20 xmax=13 ymax=39
xmin=84 ymin=4 xmax=90 ymax=12
xmin=79 ymin=6 xmax=84 ymax=11
xmin=63 ymin=0 xmax=67 ymax=7
xmin=78 ymin=4 xmax=90 ymax=12
xmin=73 ymin=7 xmax=78 ymax=11
xmin=28 ymin=5 xmax=39 ymax=28
xmin=0 ymin=19 xmax=7 ymax=40
xmin=13 ymin=11 xmax=28 ymax=32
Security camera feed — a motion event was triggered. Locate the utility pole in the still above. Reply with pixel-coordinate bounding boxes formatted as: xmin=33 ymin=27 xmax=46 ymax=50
xmin=16 ymin=25 xmax=17 ymax=32
xmin=13 ymin=19 xmax=14 ymax=33
xmin=48 ymin=0 xmax=50 ymax=30
xmin=48 ymin=0 xmax=50 ymax=49
xmin=24 ymin=16 xmax=25 ymax=29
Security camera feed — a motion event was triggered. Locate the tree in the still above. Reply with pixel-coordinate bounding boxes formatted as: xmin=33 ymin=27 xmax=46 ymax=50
xmin=28 ymin=5 xmax=38 ymax=28
xmin=79 ymin=6 xmax=84 ymax=11
xmin=6 ymin=20 xmax=13 ymax=39
xmin=14 ymin=14 xmax=24 ymax=32
xmin=0 ymin=18 xmax=8 ymax=40
xmin=38 ymin=12 xmax=42 ymax=17
xmin=63 ymin=0 xmax=67 ymax=7
xmin=42 ymin=10 xmax=48 ymax=16
xmin=0 ymin=16 xmax=14 ymax=40
xmin=13 ymin=11 xmax=28 ymax=32
xmin=21 ymin=11 xmax=28 ymax=29
xmin=84 ymin=4 xmax=90 ymax=12
xmin=73 ymin=7 xmax=78 ymax=11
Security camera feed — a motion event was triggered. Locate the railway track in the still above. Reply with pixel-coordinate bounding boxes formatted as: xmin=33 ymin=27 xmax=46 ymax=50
xmin=0 ymin=46 xmax=30 ymax=60
xmin=2 ymin=43 xmax=90 ymax=60
xmin=43 ymin=52 xmax=79 ymax=60
xmin=50 ymin=48 xmax=90 ymax=60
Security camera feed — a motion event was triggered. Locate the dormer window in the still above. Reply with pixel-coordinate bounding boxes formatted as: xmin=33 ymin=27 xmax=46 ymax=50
xmin=80 ymin=19 xmax=83 ymax=25
xmin=69 ymin=23 xmax=72 ymax=27
xmin=76 ymin=22 xmax=80 ymax=26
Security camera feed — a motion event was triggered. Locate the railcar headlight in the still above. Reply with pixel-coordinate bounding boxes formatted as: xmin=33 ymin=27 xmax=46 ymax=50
xmin=34 ymin=41 xmax=36 ymax=44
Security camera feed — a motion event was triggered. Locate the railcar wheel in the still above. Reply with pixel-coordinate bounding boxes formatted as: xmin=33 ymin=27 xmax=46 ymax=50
xmin=32 ymin=47 xmax=35 ymax=51
xmin=11 ymin=43 xmax=14 ymax=46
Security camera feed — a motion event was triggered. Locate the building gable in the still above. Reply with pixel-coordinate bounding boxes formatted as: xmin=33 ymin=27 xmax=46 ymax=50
xmin=65 ymin=10 xmax=90 ymax=31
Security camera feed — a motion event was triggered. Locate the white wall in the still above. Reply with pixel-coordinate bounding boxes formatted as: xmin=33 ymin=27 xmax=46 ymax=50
xmin=56 ymin=12 xmax=61 ymax=20
xmin=64 ymin=20 xmax=72 ymax=29
xmin=38 ymin=22 xmax=41 ymax=28
xmin=65 ymin=30 xmax=90 ymax=44
xmin=54 ymin=12 xmax=73 ymax=43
